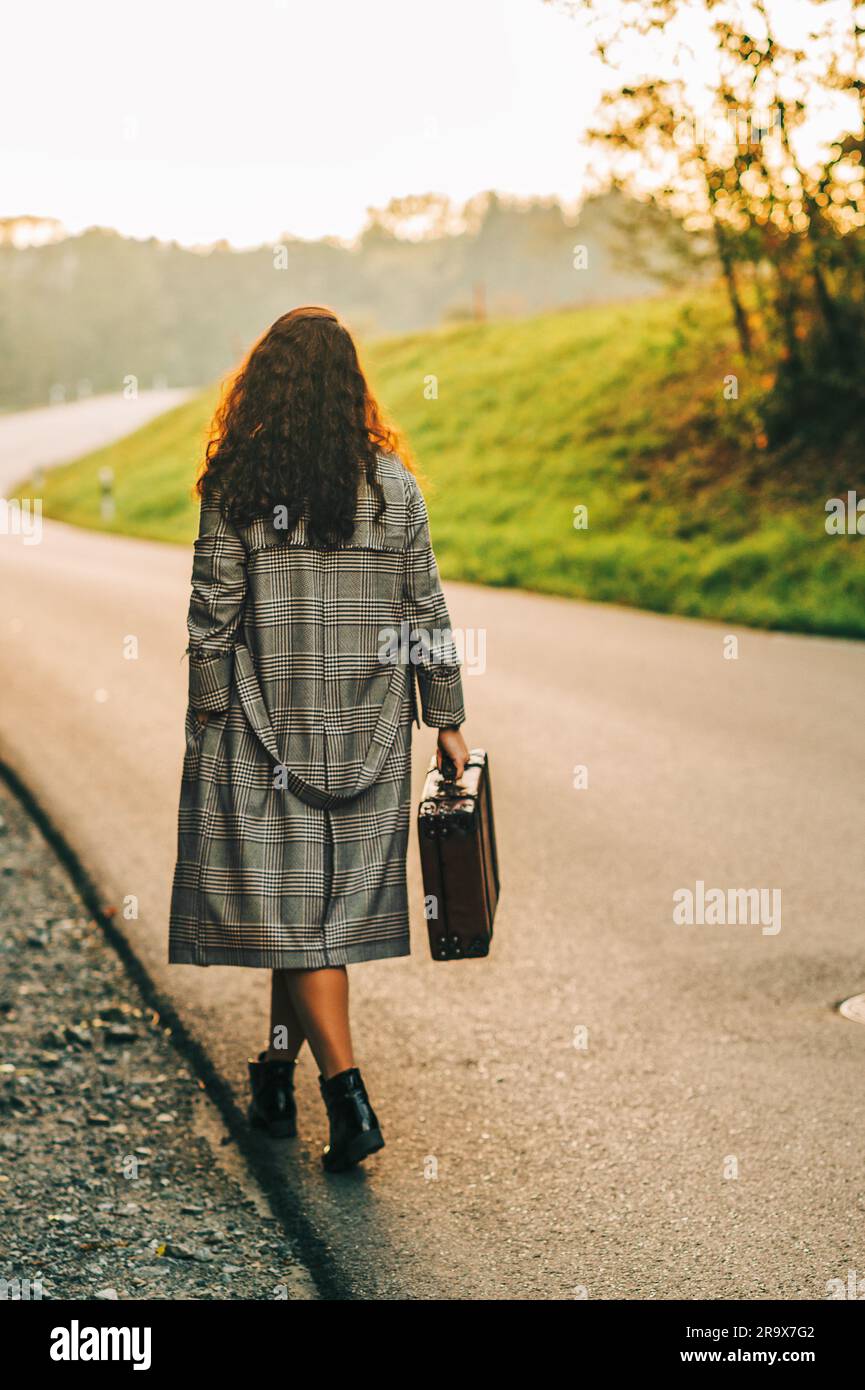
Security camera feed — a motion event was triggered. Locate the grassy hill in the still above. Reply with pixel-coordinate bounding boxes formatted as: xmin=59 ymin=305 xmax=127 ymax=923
xmin=15 ymin=289 xmax=865 ymax=637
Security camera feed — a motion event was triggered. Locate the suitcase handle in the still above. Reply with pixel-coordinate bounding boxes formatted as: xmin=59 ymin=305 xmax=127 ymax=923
xmin=437 ymin=752 xmax=458 ymax=783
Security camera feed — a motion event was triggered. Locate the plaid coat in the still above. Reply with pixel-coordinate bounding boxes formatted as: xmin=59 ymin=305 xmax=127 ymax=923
xmin=168 ymin=452 xmax=465 ymax=969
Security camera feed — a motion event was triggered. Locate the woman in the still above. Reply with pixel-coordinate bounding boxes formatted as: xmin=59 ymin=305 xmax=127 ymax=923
xmin=169 ymin=306 xmax=468 ymax=1173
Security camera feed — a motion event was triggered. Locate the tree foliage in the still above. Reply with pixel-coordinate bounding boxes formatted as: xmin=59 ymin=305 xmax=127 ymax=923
xmin=548 ymin=0 xmax=865 ymax=447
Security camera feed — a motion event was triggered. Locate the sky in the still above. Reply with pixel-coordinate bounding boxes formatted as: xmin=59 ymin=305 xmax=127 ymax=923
xmin=1 ymin=0 xmax=604 ymax=247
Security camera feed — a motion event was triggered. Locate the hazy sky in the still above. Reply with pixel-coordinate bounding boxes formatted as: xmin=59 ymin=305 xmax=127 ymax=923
xmin=2 ymin=0 xmax=602 ymax=247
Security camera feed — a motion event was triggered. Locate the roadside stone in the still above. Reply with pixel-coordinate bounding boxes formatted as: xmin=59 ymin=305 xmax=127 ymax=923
xmin=104 ymin=1024 xmax=138 ymax=1044
xmin=164 ymin=1242 xmax=215 ymax=1263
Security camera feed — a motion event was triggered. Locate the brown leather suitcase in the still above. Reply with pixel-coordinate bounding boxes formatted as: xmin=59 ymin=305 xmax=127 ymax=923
xmin=417 ymin=749 xmax=500 ymax=961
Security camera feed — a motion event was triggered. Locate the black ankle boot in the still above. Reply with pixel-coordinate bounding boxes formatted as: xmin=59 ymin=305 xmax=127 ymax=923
xmin=247 ymin=1052 xmax=297 ymax=1138
xmin=319 ymin=1068 xmax=384 ymax=1172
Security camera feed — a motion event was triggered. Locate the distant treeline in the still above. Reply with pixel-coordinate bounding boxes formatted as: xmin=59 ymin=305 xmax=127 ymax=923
xmin=0 ymin=191 xmax=694 ymax=410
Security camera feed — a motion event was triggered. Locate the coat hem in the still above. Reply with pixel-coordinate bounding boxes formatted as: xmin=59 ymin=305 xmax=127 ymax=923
xmin=168 ymin=935 xmax=411 ymax=970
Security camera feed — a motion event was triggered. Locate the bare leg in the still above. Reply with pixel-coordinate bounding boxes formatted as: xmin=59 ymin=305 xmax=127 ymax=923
xmin=266 ymin=970 xmax=306 ymax=1061
xmin=282 ymin=966 xmax=354 ymax=1080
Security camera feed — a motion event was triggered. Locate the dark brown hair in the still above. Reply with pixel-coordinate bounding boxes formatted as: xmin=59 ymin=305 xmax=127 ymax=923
xmin=196 ymin=306 xmax=408 ymax=546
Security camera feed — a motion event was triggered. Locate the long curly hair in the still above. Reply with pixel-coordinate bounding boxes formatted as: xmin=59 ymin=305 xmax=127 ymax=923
xmin=196 ymin=306 xmax=409 ymax=546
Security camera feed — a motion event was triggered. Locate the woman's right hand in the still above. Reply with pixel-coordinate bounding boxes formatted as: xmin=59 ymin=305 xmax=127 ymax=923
xmin=436 ymin=727 xmax=469 ymax=781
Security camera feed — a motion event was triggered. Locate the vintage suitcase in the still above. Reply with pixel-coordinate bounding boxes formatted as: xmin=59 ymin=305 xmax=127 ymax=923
xmin=417 ymin=749 xmax=500 ymax=961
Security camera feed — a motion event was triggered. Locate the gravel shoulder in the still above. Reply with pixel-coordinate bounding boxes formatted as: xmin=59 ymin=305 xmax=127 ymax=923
xmin=0 ymin=774 xmax=317 ymax=1302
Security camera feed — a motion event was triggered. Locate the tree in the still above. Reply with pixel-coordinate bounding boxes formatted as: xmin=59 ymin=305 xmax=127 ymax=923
xmin=547 ymin=0 xmax=865 ymax=440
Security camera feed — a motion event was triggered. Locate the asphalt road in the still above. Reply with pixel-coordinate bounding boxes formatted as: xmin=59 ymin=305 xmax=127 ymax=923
xmin=0 ymin=389 xmax=193 ymax=495
xmin=1 ymin=399 xmax=863 ymax=1300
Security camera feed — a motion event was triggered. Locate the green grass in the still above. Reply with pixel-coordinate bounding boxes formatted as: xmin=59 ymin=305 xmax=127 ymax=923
xmin=15 ymin=288 xmax=865 ymax=637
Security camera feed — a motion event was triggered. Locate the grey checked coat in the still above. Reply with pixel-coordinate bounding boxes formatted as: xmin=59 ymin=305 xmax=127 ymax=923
xmin=168 ymin=452 xmax=465 ymax=969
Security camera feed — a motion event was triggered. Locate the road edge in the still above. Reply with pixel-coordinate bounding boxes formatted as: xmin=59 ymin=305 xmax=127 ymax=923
xmin=0 ymin=756 xmax=353 ymax=1302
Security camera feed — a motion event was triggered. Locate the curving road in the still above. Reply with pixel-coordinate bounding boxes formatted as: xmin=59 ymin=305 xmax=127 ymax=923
xmin=0 ymin=389 xmax=194 ymax=495
xmin=1 ymin=397 xmax=864 ymax=1300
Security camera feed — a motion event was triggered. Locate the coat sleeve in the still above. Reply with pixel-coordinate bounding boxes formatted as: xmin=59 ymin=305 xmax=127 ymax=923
xmin=186 ymin=491 xmax=248 ymax=713
xmin=403 ymin=472 xmax=466 ymax=729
